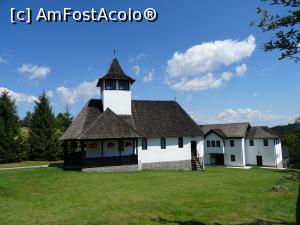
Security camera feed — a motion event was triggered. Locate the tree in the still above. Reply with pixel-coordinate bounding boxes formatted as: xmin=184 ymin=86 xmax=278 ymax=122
xmin=28 ymin=92 xmax=60 ymax=160
xmin=21 ymin=111 xmax=32 ymax=127
xmin=0 ymin=90 xmax=23 ymax=163
xmin=252 ymin=0 xmax=300 ymax=61
xmin=55 ymin=106 xmax=73 ymax=132
xmin=283 ymin=133 xmax=300 ymax=163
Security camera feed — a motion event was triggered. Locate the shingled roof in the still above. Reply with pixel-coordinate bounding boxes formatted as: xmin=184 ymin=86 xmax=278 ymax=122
xmin=96 ymin=58 xmax=135 ymax=87
xmin=132 ymin=100 xmax=204 ymax=137
xmin=199 ymin=122 xmax=250 ymax=138
xmin=78 ymin=108 xmax=140 ymax=139
xmin=61 ymin=99 xmax=102 ymax=140
xmin=62 ymin=99 xmax=203 ymax=140
xmin=245 ymin=126 xmax=279 ymax=139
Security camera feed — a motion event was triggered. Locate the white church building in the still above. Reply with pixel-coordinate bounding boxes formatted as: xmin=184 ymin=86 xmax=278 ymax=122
xmin=62 ymin=57 xmax=204 ymax=171
xmin=62 ymin=57 xmax=283 ymax=171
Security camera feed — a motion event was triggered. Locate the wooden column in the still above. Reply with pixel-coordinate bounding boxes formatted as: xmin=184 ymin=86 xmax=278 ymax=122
xmin=101 ymin=140 xmax=104 ymax=157
xmin=132 ymin=138 xmax=135 ymax=155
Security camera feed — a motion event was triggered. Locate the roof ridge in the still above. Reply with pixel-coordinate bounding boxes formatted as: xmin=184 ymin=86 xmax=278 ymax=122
xmin=76 ymin=108 xmax=106 ymax=139
xmin=117 ymin=114 xmax=140 ymax=134
xmin=132 ymin=100 xmax=176 ymax=103
xmin=78 ymin=108 xmax=140 ymax=139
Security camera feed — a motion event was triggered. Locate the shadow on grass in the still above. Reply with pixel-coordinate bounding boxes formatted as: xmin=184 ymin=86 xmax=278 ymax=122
xmin=153 ymin=217 xmax=295 ymax=225
xmin=48 ymin=163 xmax=64 ymax=168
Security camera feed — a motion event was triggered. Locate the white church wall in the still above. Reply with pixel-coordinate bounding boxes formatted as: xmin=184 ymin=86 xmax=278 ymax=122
xmin=102 ymin=80 xmax=132 ymax=115
xmin=85 ymin=140 xmax=102 ymax=158
xmin=137 ymin=136 xmax=203 ymax=164
xmin=85 ymin=139 xmax=134 ymax=158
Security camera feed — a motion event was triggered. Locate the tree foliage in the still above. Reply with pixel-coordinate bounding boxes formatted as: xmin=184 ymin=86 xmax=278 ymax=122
xmin=252 ymin=0 xmax=300 ymax=61
xmin=272 ymin=119 xmax=300 ymax=165
xmin=55 ymin=106 xmax=73 ymax=132
xmin=28 ymin=93 xmax=60 ymax=160
xmin=0 ymin=90 xmax=24 ymax=163
xmin=21 ymin=111 xmax=32 ymax=127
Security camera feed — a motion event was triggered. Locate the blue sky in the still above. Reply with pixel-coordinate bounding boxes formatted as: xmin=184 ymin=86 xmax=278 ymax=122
xmin=0 ymin=0 xmax=299 ymax=126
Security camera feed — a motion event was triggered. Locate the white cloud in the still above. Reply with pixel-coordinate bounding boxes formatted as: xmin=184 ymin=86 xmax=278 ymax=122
xmin=171 ymin=72 xmax=233 ymax=91
xmin=235 ymin=64 xmax=247 ymax=76
xmin=0 ymin=87 xmax=38 ymax=104
xmin=166 ymin=36 xmax=255 ymax=91
xmin=252 ymin=92 xmax=258 ymax=97
xmin=193 ymin=108 xmax=294 ymax=126
xmin=0 ymin=56 xmax=7 ymax=64
xmin=129 ymin=53 xmax=146 ymax=63
xmin=167 ymin=35 xmax=255 ymax=77
xmin=132 ymin=65 xmax=141 ymax=75
xmin=56 ymin=80 xmax=98 ymax=105
xmin=18 ymin=64 xmax=51 ymax=80
xmin=46 ymin=90 xmax=54 ymax=98
xmin=143 ymin=69 xmax=154 ymax=82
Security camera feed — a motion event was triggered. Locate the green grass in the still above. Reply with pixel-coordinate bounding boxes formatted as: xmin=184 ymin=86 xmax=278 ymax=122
xmin=0 ymin=161 xmax=63 ymax=168
xmin=0 ymin=166 xmax=298 ymax=225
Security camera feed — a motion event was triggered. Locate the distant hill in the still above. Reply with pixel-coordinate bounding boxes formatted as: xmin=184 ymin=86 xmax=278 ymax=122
xmin=271 ymin=123 xmax=300 ymax=137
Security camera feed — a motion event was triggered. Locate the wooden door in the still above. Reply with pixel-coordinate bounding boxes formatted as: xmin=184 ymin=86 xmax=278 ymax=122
xmin=256 ymin=155 xmax=263 ymax=166
xmin=191 ymin=141 xmax=197 ymax=158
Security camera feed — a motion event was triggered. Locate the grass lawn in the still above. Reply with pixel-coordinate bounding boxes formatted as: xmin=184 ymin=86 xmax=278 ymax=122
xmin=0 ymin=161 xmax=63 ymax=169
xmin=0 ymin=166 xmax=298 ymax=225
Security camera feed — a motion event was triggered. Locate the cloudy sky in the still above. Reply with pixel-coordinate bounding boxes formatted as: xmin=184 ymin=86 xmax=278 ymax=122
xmin=0 ymin=1 xmax=299 ymax=126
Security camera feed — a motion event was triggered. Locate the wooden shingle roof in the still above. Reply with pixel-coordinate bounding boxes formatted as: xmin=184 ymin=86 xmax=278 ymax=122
xmin=245 ymin=126 xmax=279 ymax=139
xmin=78 ymin=108 xmax=140 ymax=139
xmin=199 ymin=123 xmax=250 ymax=138
xmin=96 ymin=58 xmax=135 ymax=87
xmin=62 ymin=99 xmax=203 ymax=140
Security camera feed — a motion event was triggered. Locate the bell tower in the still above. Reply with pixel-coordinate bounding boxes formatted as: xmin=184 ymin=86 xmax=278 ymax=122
xmin=96 ymin=58 xmax=135 ymax=115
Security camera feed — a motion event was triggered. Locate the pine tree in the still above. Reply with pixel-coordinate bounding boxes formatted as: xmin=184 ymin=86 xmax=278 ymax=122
xmin=0 ymin=90 xmax=23 ymax=163
xmin=21 ymin=111 xmax=32 ymax=127
xmin=55 ymin=106 xmax=73 ymax=132
xmin=29 ymin=92 xmax=59 ymax=160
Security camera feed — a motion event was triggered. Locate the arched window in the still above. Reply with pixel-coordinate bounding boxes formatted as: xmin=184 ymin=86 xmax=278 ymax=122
xmin=178 ymin=137 xmax=183 ymax=148
xmin=161 ymin=137 xmax=166 ymax=149
xmin=142 ymin=138 xmax=147 ymax=150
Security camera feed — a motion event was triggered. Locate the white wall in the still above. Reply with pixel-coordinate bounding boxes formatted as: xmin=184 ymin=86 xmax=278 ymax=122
xmin=275 ymin=141 xmax=283 ymax=168
xmin=102 ymin=80 xmax=132 ymax=115
xmin=244 ymin=138 xmax=282 ymax=167
xmin=224 ymin=138 xmax=245 ymax=167
xmin=85 ymin=139 xmax=135 ymax=158
xmin=137 ymin=136 xmax=203 ymax=164
xmin=204 ymin=132 xmax=225 ymax=154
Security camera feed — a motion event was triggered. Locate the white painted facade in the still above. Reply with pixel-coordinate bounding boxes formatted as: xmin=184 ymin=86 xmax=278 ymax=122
xmin=85 ymin=139 xmax=135 ymax=158
xmin=204 ymin=132 xmax=283 ymax=168
xmin=137 ymin=136 xmax=204 ymax=164
xmin=101 ymin=80 xmax=132 ymax=115
xmin=244 ymin=138 xmax=283 ymax=167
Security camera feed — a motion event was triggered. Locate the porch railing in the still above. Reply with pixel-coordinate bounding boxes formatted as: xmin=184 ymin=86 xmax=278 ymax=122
xmin=64 ymin=152 xmax=138 ymax=169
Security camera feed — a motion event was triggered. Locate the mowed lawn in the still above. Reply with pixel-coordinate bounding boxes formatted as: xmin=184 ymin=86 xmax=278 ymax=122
xmin=0 ymin=166 xmax=298 ymax=225
xmin=0 ymin=161 xmax=63 ymax=169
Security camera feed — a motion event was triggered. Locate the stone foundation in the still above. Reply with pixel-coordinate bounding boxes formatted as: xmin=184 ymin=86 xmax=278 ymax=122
xmin=141 ymin=160 xmax=191 ymax=170
xmin=82 ymin=164 xmax=139 ymax=172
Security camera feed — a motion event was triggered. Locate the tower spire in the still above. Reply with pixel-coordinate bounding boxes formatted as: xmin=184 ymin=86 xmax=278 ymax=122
xmin=113 ymin=49 xmax=116 ymax=58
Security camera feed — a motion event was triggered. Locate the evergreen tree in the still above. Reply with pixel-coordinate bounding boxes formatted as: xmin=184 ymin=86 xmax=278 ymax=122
xmin=29 ymin=92 xmax=60 ymax=160
xmin=55 ymin=106 xmax=73 ymax=132
xmin=21 ymin=111 xmax=32 ymax=127
xmin=0 ymin=90 xmax=23 ymax=163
